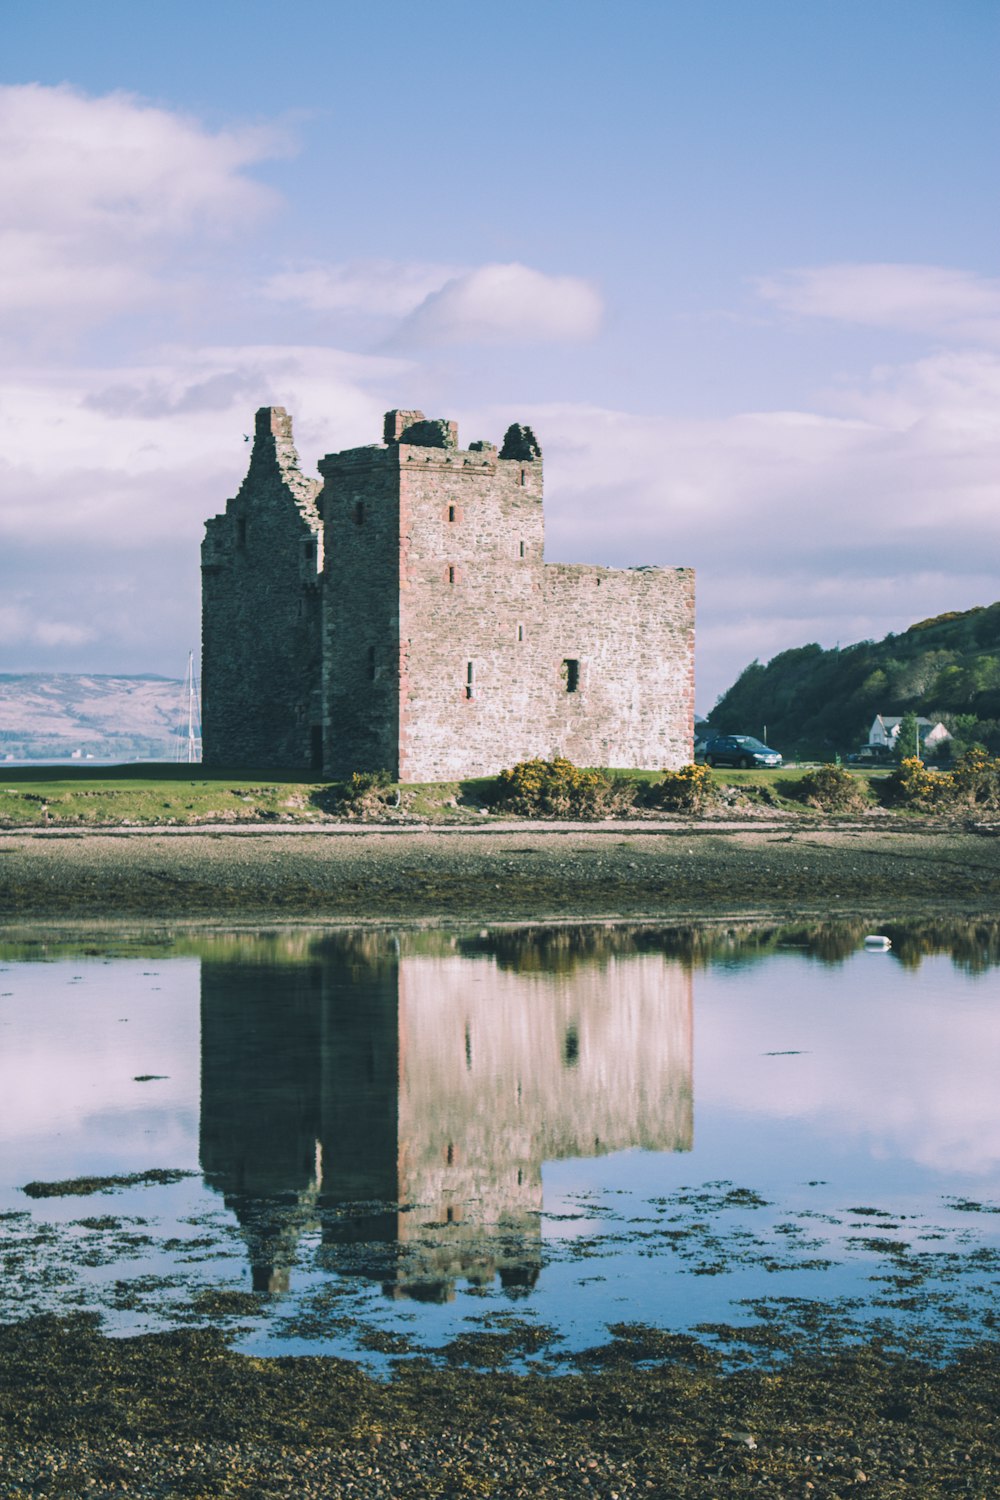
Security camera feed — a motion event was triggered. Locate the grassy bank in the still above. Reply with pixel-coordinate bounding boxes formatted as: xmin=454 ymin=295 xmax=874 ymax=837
xmin=0 ymin=763 xmax=888 ymax=829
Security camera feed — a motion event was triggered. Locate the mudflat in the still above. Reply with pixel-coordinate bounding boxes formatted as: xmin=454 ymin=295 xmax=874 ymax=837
xmin=1 ymin=818 xmax=999 ymax=923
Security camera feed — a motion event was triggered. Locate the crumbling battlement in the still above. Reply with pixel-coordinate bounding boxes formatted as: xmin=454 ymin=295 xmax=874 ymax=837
xmin=202 ymin=407 xmax=695 ymax=779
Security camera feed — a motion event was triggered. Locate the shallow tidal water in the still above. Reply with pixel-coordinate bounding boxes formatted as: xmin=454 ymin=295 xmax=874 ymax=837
xmin=1 ymin=920 xmax=998 ymax=1370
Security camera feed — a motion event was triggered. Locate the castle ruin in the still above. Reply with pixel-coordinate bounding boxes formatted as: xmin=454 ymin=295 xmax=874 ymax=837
xmin=201 ymin=407 xmax=694 ymax=779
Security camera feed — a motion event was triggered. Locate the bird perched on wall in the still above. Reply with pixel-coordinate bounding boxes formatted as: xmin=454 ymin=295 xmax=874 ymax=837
xmin=243 ymin=434 xmax=250 ymax=442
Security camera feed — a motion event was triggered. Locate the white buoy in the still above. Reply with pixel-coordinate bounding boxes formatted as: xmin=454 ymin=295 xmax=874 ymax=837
xmin=864 ymin=935 xmax=892 ymax=950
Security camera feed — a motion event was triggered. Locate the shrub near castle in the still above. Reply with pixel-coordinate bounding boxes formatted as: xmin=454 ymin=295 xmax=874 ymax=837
xmin=882 ymin=749 xmax=1000 ymax=812
xmin=792 ymin=763 xmax=872 ymax=814
xmin=493 ymin=758 xmax=634 ymax=818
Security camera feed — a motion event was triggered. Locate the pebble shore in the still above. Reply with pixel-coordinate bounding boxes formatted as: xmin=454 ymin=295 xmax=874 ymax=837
xmin=3 ymin=818 xmax=1000 ymax=924
xmin=1 ymin=1317 xmax=997 ymax=1498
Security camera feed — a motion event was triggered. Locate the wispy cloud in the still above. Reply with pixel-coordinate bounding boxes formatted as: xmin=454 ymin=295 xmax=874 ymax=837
xmin=261 ymin=259 xmax=462 ymax=318
xmin=264 ymin=258 xmax=606 ymax=346
xmin=0 ymin=603 xmax=96 ymax=649
xmin=755 ymin=263 xmax=1000 ymax=345
xmin=396 ymin=262 xmax=604 ymax=346
xmin=0 ymin=83 xmax=290 ymax=332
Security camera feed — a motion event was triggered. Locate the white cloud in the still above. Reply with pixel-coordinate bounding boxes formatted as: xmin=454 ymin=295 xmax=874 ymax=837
xmin=699 ymin=958 xmax=1000 ymax=1176
xmin=0 ymin=604 xmax=96 ymax=649
xmin=261 ymin=259 xmax=462 ymax=318
xmin=0 ymin=83 xmax=289 ymax=329
xmin=397 ymin=262 xmax=603 ymax=345
xmin=463 ymin=344 xmax=1000 ymax=704
xmin=755 ymin=263 xmax=1000 ymax=345
xmin=0 ymin=342 xmax=407 ymax=547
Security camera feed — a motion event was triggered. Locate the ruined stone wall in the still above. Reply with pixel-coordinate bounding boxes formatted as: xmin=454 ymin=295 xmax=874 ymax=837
xmin=396 ymin=435 xmax=547 ymax=781
xmin=201 ymin=408 xmax=323 ymax=768
xmin=318 ymin=446 xmax=402 ymax=778
xmin=539 ymin=564 xmax=696 ymax=770
xmin=388 ymin=422 xmax=693 ymax=780
xmin=204 ymin=405 xmax=695 ymax=778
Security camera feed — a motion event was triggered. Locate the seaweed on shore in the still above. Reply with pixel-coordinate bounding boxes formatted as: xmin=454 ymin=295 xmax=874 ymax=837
xmin=22 ymin=1169 xmax=196 ymax=1199
xmin=0 ymin=1314 xmax=997 ymax=1497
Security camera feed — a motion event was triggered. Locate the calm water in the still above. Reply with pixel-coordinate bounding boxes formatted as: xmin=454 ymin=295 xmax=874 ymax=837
xmin=1 ymin=921 xmax=998 ymax=1368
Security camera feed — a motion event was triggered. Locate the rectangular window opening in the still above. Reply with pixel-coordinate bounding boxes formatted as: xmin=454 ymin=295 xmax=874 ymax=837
xmin=304 ymin=541 xmax=316 ymax=562
xmin=353 ymin=500 xmax=365 ymax=525
xmin=236 ymin=517 xmax=247 ymax=549
xmin=448 ymin=564 xmax=456 ymax=585
xmin=517 ymin=623 xmax=524 ymax=642
xmin=520 ymin=469 xmax=527 ymax=487
xmin=367 ymin=645 xmax=376 ymax=682
xmin=563 ymin=658 xmax=580 ymax=693
xmin=519 ymin=539 xmax=525 ymax=558
xmin=448 ymin=504 xmax=456 ymax=522
xmin=466 ymin=661 xmax=474 ymax=699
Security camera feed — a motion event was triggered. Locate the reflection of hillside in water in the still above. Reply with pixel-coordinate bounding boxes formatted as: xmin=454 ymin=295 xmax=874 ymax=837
xmin=199 ymin=931 xmax=693 ymax=1301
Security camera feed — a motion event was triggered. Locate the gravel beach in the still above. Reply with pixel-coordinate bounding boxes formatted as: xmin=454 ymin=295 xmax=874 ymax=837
xmin=2 ymin=817 xmax=1000 ymax=925
xmin=1 ymin=1316 xmax=997 ymax=1498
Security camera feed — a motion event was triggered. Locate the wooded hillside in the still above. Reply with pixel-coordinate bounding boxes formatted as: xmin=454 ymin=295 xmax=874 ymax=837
xmin=709 ymin=604 xmax=1000 ymax=760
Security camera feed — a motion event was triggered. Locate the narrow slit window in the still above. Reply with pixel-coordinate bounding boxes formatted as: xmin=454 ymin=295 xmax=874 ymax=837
xmin=519 ymin=539 xmax=525 ymax=558
xmin=353 ymin=500 xmax=364 ymax=525
xmin=466 ymin=661 xmax=474 ymax=699
xmin=448 ymin=504 xmax=456 ymax=522
xmin=520 ymin=468 xmax=527 ymax=487
xmin=367 ymin=645 xmax=376 ymax=681
xmin=236 ymin=517 xmax=247 ymax=549
xmin=517 ymin=623 xmax=524 ymax=642
xmin=304 ymin=541 xmax=316 ymax=563
xmin=563 ymin=658 xmax=580 ymax=693
xmin=448 ymin=564 xmax=456 ymax=585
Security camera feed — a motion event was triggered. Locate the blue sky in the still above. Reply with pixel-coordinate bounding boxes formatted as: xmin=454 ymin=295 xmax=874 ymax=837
xmin=2 ymin=0 xmax=998 ymax=712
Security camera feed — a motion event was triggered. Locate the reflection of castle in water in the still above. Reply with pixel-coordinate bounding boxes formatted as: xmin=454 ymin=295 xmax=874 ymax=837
xmin=199 ymin=932 xmax=692 ymax=1301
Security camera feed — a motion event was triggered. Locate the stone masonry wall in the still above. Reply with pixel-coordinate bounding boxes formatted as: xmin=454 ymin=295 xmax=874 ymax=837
xmin=204 ymin=406 xmax=695 ymax=779
xmin=540 ymin=564 xmax=696 ymax=771
xmin=318 ymin=445 xmax=402 ymax=778
xmin=201 ymin=408 xmax=323 ymax=769
xmin=397 ymin=432 xmax=547 ymax=781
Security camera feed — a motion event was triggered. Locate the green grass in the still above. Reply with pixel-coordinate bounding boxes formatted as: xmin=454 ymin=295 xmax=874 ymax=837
xmin=0 ymin=765 xmax=329 ymax=827
xmin=0 ymin=762 xmax=894 ymax=828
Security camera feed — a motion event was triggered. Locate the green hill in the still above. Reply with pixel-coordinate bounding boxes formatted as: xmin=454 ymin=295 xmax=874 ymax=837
xmin=709 ymin=604 xmax=1000 ymax=760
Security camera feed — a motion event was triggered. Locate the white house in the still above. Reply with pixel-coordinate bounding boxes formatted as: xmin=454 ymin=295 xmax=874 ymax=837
xmin=868 ymin=714 xmax=952 ymax=755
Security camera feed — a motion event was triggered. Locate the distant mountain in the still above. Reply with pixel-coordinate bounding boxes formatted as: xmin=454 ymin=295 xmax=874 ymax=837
xmin=0 ymin=675 xmax=190 ymax=761
xmin=709 ymin=605 xmax=1000 ymax=759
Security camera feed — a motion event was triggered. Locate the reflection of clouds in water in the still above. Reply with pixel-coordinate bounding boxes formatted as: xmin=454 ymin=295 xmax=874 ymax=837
xmin=0 ymin=960 xmax=199 ymax=1156
xmin=697 ymin=955 xmax=1000 ymax=1176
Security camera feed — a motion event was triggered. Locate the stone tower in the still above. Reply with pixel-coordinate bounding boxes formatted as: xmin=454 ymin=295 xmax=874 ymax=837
xmin=201 ymin=407 xmax=324 ymax=768
xmin=202 ymin=406 xmax=695 ymax=779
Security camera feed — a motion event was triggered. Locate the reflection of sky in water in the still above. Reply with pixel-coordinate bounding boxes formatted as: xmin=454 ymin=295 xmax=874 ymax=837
xmin=0 ymin=929 xmax=997 ymax=1365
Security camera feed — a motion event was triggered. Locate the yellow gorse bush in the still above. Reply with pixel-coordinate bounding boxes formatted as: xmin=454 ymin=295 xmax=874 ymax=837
xmin=494 ymin=758 xmax=633 ymax=817
xmin=650 ymin=762 xmax=715 ymax=811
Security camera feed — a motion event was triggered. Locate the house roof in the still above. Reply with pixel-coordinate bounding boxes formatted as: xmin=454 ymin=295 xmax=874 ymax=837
xmin=877 ymin=715 xmax=935 ymax=729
